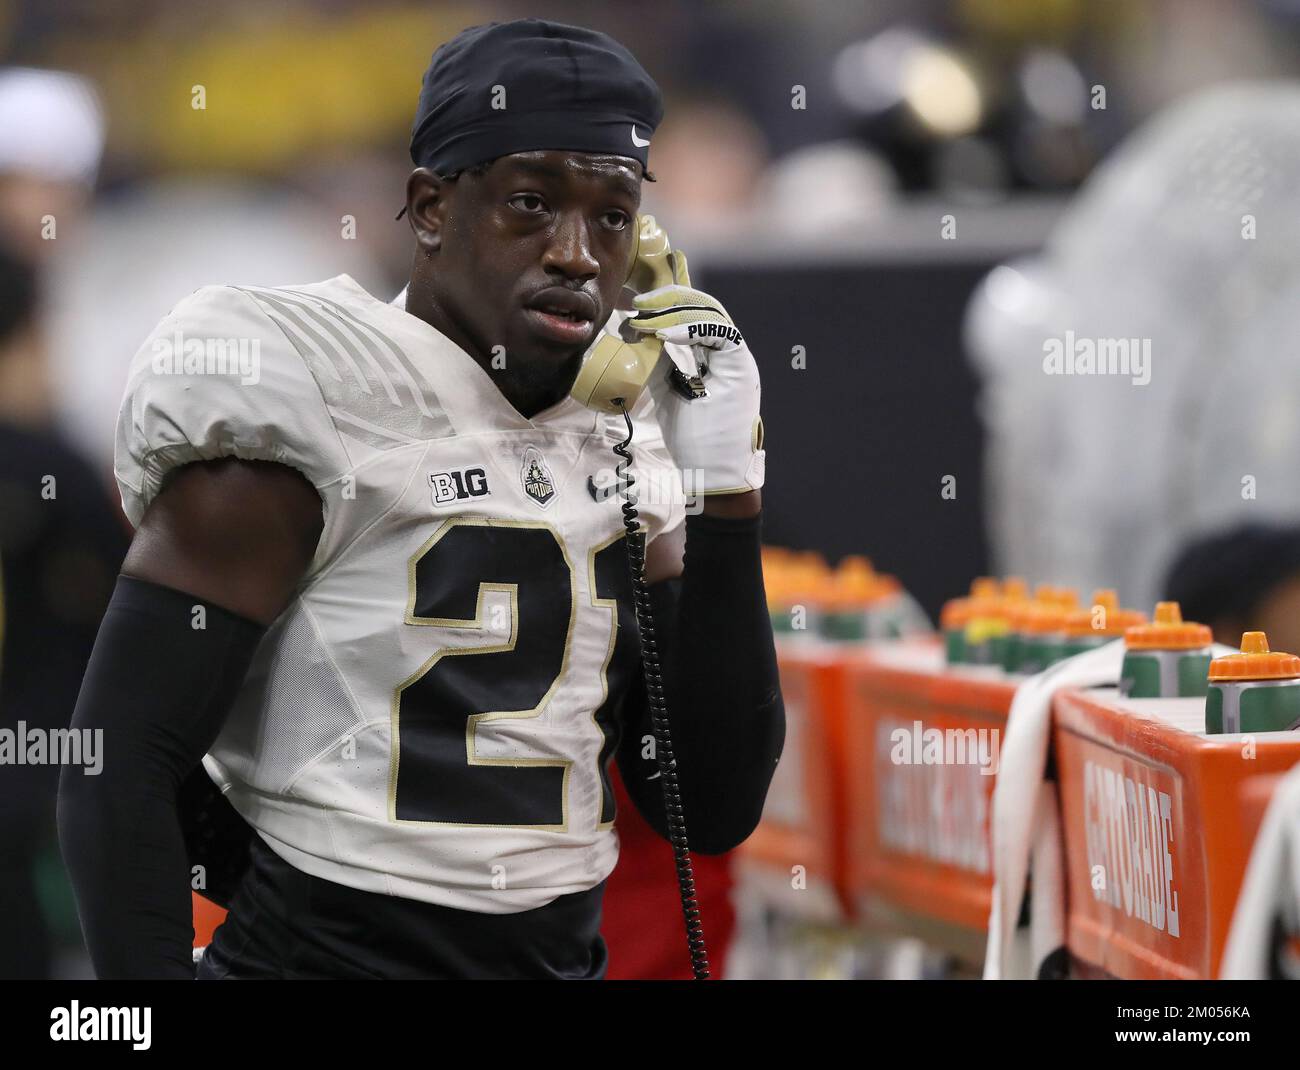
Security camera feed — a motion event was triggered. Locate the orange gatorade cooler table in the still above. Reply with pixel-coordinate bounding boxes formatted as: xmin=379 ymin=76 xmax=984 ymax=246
xmin=842 ymin=638 xmax=1016 ymax=960
xmin=1053 ymin=687 xmax=1300 ymax=979
xmin=738 ymin=637 xmax=857 ymax=919
xmin=1238 ymin=771 xmax=1285 ymax=845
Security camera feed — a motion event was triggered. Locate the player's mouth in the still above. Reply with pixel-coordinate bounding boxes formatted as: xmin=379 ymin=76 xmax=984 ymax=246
xmin=523 ymin=289 xmax=598 ymax=346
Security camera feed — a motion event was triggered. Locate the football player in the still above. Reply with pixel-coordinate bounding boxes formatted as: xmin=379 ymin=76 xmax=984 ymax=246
xmin=58 ymin=19 xmax=784 ymax=979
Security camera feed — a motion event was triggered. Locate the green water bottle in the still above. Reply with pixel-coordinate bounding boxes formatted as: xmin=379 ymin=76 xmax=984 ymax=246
xmin=1206 ymin=631 xmax=1300 ymax=734
xmin=1119 ymin=601 xmax=1213 ymax=699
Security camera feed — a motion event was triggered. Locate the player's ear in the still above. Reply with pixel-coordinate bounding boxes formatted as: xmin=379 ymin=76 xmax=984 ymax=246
xmin=406 ymin=168 xmax=449 ymax=256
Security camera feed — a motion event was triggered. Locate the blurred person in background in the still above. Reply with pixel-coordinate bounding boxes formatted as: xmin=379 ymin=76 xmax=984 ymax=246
xmin=0 ymin=66 xmax=103 ymax=264
xmin=0 ymin=64 xmax=126 ymax=978
xmin=1165 ymin=525 xmax=1300 ymax=657
xmin=0 ymin=66 xmax=102 ymax=433
xmin=0 ymin=240 xmax=128 ymax=978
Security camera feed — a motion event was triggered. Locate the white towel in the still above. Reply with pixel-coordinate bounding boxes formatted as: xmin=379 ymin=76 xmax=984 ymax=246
xmin=984 ymin=639 xmax=1127 ymax=978
xmin=1220 ymin=763 xmax=1300 ymax=978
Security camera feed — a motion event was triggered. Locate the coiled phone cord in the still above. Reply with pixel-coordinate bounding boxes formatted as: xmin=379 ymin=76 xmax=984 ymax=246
xmin=614 ymin=403 xmax=710 ymax=980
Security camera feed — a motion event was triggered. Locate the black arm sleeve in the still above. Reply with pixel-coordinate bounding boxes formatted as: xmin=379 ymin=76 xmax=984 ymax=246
xmin=56 ymin=575 xmax=265 ymax=979
xmin=615 ymin=510 xmax=785 ymax=855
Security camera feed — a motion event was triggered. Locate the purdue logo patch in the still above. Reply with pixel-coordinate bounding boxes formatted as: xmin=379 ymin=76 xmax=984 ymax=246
xmin=520 ymin=446 xmax=556 ymax=508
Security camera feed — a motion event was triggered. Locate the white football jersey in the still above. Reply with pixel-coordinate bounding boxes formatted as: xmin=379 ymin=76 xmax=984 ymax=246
xmin=115 ymin=275 xmax=684 ymax=913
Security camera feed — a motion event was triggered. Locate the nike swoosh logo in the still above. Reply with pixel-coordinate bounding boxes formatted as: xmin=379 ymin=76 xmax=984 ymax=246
xmin=587 ymin=474 xmax=619 ymax=502
xmin=630 ymin=125 xmax=650 ymax=148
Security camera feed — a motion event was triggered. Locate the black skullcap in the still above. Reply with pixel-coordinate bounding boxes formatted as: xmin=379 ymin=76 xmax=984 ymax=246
xmin=409 ymin=19 xmax=663 ymax=178
xmin=1164 ymin=523 xmax=1300 ymax=626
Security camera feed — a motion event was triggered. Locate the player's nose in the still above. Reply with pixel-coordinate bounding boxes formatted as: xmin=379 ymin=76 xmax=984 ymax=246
xmin=541 ymin=212 xmax=599 ymax=283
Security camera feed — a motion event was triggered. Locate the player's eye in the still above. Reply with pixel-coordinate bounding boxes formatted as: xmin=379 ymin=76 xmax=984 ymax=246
xmin=508 ymin=193 xmax=548 ymax=215
xmin=600 ymin=209 xmax=631 ymax=231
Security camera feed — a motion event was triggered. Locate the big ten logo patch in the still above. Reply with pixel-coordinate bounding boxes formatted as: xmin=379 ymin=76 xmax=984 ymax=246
xmin=430 ymin=467 xmax=491 ymax=506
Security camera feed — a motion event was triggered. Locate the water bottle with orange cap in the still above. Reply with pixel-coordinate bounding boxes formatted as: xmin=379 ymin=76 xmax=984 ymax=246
xmin=1205 ymin=632 xmax=1300 ymax=734
xmin=999 ymin=578 xmax=1040 ymax=672
xmin=941 ymin=577 xmax=990 ymax=664
xmin=1060 ymin=590 xmax=1147 ymax=658
xmin=1018 ymin=586 xmax=1078 ymax=674
xmin=1119 ymin=601 xmax=1213 ymax=698
xmin=963 ymin=576 xmax=1013 ymax=666
xmin=941 ymin=576 xmax=1006 ymax=664
xmin=987 ymin=576 xmax=1028 ymax=670
xmin=940 ymin=592 xmax=974 ymax=664
xmin=819 ymin=556 xmax=906 ymax=642
xmin=765 ymin=548 xmax=830 ymax=639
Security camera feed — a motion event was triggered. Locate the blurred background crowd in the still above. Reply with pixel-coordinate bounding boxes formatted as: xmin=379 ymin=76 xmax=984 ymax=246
xmin=6 ymin=0 xmax=1300 ymax=977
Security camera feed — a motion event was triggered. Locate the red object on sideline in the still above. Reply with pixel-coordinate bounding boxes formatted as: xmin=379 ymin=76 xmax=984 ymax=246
xmin=602 ymin=767 xmax=736 ymax=979
xmin=192 ymin=892 xmax=226 ymax=948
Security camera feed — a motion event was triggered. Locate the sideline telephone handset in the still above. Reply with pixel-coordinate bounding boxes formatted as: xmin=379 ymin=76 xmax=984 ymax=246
xmin=571 ymin=214 xmax=711 ymax=979
xmin=569 ymin=214 xmax=683 ymax=413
